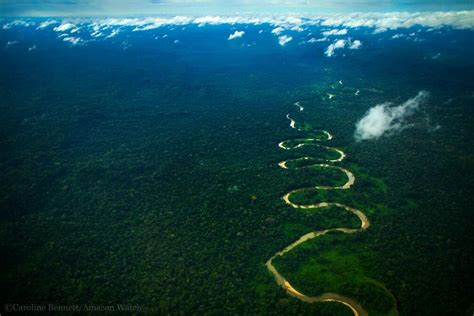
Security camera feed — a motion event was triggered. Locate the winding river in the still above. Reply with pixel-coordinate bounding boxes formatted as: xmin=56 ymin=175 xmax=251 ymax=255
xmin=266 ymin=103 xmax=370 ymax=316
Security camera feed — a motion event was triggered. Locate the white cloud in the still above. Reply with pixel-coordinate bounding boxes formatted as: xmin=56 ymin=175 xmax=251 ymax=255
xmin=37 ymin=20 xmax=57 ymax=29
xmin=308 ymin=37 xmax=327 ymax=43
xmin=195 ymin=16 xmax=237 ymax=25
xmin=125 ymin=16 xmax=192 ymax=30
xmin=285 ymin=16 xmax=303 ymax=24
xmin=2 ymin=11 xmax=474 ymax=35
xmin=278 ymin=35 xmax=292 ymax=46
xmin=391 ymin=33 xmax=404 ymax=39
xmin=193 ymin=16 xmax=221 ymax=25
xmin=271 ymin=26 xmax=285 ymax=35
xmin=325 ymin=39 xmax=346 ymax=57
xmin=325 ymin=38 xmax=362 ymax=56
xmin=62 ymin=36 xmax=83 ymax=45
xmin=290 ymin=25 xmax=304 ymax=32
xmin=91 ymin=31 xmax=103 ymax=38
xmin=2 ymin=20 xmax=33 ymax=29
xmin=193 ymin=16 xmax=264 ymax=26
xmin=321 ymin=11 xmax=474 ymax=31
xmin=5 ymin=40 xmax=19 ymax=48
xmin=54 ymin=22 xmax=76 ymax=32
xmin=322 ymin=28 xmax=347 ymax=36
xmin=372 ymin=27 xmax=387 ymax=34
xmin=349 ymin=39 xmax=362 ymax=49
xmin=228 ymin=30 xmax=245 ymax=40
xmin=354 ymin=91 xmax=430 ymax=141
xmin=105 ymin=29 xmax=120 ymax=38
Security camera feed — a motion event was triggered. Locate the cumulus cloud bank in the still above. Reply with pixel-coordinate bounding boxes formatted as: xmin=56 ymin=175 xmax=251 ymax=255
xmin=354 ymin=91 xmax=430 ymax=141
xmin=228 ymin=30 xmax=244 ymax=40
xmin=2 ymin=11 xmax=473 ymax=50
xmin=3 ymin=11 xmax=474 ymax=33
xmin=321 ymin=11 xmax=474 ymax=32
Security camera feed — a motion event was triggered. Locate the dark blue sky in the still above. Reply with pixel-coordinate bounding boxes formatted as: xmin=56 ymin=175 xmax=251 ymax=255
xmin=1 ymin=0 xmax=473 ymax=16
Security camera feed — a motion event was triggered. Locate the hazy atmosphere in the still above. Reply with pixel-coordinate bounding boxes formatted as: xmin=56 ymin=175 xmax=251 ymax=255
xmin=2 ymin=0 xmax=474 ymax=16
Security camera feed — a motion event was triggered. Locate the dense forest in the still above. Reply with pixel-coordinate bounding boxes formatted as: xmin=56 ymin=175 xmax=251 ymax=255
xmin=1 ymin=23 xmax=473 ymax=315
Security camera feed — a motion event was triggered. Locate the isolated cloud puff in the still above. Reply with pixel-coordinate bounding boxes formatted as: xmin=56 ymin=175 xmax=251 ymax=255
xmin=5 ymin=40 xmax=19 ymax=48
xmin=62 ymin=36 xmax=83 ymax=45
xmin=322 ymin=28 xmax=347 ymax=36
xmin=278 ymin=35 xmax=292 ymax=46
xmin=391 ymin=33 xmax=404 ymax=39
xmin=325 ymin=39 xmax=346 ymax=57
xmin=106 ymin=29 xmax=120 ymax=39
xmin=228 ymin=30 xmax=245 ymax=40
xmin=354 ymin=91 xmax=430 ymax=141
xmin=325 ymin=38 xmax=362 ymax=56
xmin=53 ymin=22 xmax=76 ymax=32
xmin=308 ymin=37 xmax=327 ymax=43
xmin=271 ymin=26 xmax=285 ymax=35
xmin=37 ymin=20 xmax=57 ymax=29
xmin=349 ymin=39 xmax=362 ymax=49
